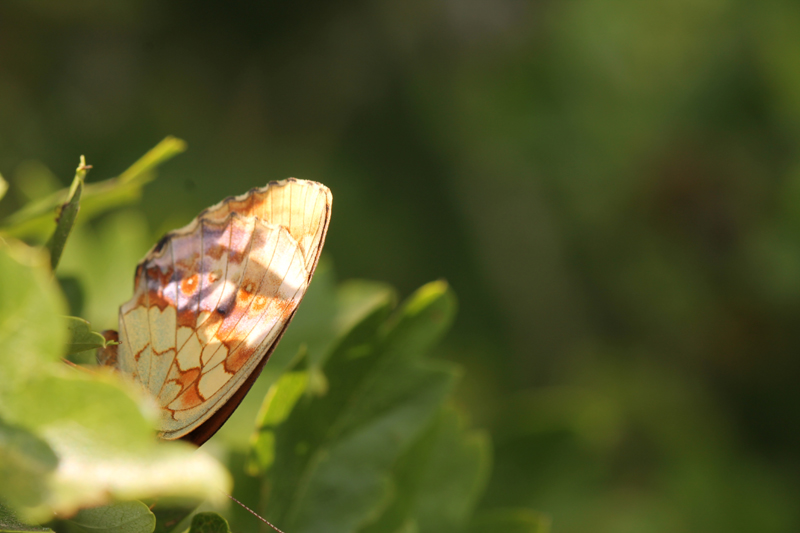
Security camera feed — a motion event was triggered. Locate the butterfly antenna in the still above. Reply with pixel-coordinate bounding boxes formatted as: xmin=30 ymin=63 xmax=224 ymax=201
xmin=223 ymin=492 xmax=286 ymax=533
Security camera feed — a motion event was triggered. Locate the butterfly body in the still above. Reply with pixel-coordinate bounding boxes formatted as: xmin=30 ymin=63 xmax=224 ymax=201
xmin=99 ymin=178 xmax=331 ymax=445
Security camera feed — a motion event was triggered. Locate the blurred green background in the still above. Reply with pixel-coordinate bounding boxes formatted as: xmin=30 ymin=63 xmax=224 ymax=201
xmin=2 ymin=1 xmax=800 ymax=531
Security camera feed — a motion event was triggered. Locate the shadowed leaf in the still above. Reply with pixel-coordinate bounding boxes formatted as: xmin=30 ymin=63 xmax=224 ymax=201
xmin=0 ymin=501 xmax=52 ymax=533
xmin=468 ymin=509 xmax=552 ymax=533
xmin=187 ymin=513 xmax=230 ymax=533
xmin=247 ymin=371 xmax=309 ymax=475
xmin=0 ymin=422 xmax=58 ymax=511
xmin=65 ymin=501 xmax=155 ymax=533
xmin=1 ymin=137 xmax=186 ymax=239
xmin=261 ymin=281 xmax=459 ymax=533
xmin=65 ymin=317 xmax=109 ymax=356
xmin=149 ymin=504 xmax=198 ymax=533
xmin=360 ymin=407 xmax=490 ymax=533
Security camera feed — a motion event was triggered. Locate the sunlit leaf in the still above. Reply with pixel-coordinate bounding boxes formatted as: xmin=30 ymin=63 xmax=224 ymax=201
xmin=0 ymin=174 xmax=8 ymax=202
xmin=3 ymin=371 xmax=230 ymax=522
xmin=333 ymin=280 xmax=396 ymax=337
xmin=0 ymin=242 xmax=66 ymax=400
xmin=46 ymin=158 xmax=88 ymax=271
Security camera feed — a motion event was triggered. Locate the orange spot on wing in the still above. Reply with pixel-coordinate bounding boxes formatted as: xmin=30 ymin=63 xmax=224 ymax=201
xmin=240 ymin=279 xmax=257 ymax=297
xmin=252 ymin=295 xmax=268 ymax=312
xmin=180 ymin=273 xmax=199 ymax=294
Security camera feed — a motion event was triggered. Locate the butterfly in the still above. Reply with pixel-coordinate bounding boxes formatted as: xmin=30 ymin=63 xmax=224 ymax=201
xmin=97 ymin=178 xmax=332 ymax=446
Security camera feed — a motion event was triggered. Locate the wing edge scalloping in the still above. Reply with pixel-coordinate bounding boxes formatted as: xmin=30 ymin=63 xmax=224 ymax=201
xmin=142 ymin=179 xmax=330 ymax=259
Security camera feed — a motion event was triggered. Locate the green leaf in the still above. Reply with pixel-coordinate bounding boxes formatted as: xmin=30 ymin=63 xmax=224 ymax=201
xmin=247 ymin=372 xmax=309 ymax=475
xmin=46 ymin=158 xmax=88 ymax=271
xmin=65 ymin=501 xmax=155 ymax=533
xmin=0 ymin=501 xmax=52 ymax=533
xmin=1 ymin=137 xmax=186 ymax=239
xmin=0 ymin=421 xmax=59 ymax=511
xmin=65 ymin=317 xmax=109 ymax=356
xmin=467 ymin=509 xmax=552 ymax=533
xmin=0 ymin=173 xmax=8 ymax=202
xmin=0 ymin=242 xmax=67 ymax=402
xmin=186 ymin=513 xmax=230 ymax=533
xmin=333 ymin=280 xmax=396 ymax=338
xmin=0 ymin=241 xmax=230 ymax=522
xmin=57 ymin=210 xmax=152 ymax=332
xmin=262 ymin=281 xmax=459 ymax=533
xmin=2 ymin=371 xmax=230 ymax=522
xmin=360 ymin=407 xmax=491 ymax=533
xmin=149 ymin=504 xmax=198 ymax=533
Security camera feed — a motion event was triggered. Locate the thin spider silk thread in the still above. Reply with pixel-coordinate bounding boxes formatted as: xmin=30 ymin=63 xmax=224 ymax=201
xmin=223 ymin=492 xmax=286 ymax=533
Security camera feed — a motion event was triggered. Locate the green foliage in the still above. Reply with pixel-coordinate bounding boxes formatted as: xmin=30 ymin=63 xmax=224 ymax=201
xmin=251 ymin=282 xmax=459 ymax=533
xmin=0 ymin=142 xmax=228 ymax=526
xmin=0 ymin=244 xmax=66 ymax=397
xmin=468 ymin=510 xmax=551 ymax=533
xmin=62 ymin=502 xmax=155 ymax=533
xmin=0 ymin=501 xmax=52 ymax=533
xmin=0 ymin=141 xmax=541 ymax=533
xmin=361 ymin=407 xmax=490 ymax=533
xmin=0 ymin=421 xmax=58 ymax=513
xmin=65 ymin=317 xmax=111 ymax=356
xmin=186 ymin=514 xmax=230 ymax=533
xmin=0 ymin=174 xmax=8 ymax=204
xmin=0 ymin=137 xmax=186 ymax=240
xmin=46 ymin=159 xmax=87 ymax=271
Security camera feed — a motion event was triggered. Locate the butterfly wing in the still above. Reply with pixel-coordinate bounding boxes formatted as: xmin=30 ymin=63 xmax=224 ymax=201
xmin=110 ymin=179 xmax=331 ymax=445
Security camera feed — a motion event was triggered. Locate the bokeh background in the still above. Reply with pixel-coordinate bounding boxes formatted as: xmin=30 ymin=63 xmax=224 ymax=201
xmin=2 ymin=1 xmax=800 ymax=531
